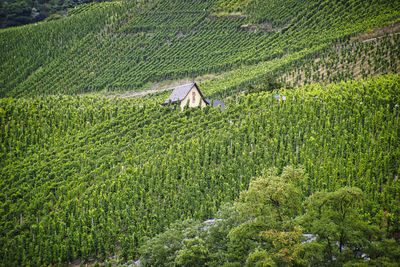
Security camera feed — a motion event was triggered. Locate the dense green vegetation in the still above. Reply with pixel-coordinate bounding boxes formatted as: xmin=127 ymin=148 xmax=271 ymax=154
xmin=281 ymin=32 xmax=400 ymax=87
xmin=0 ymin=0 xmax=129 ymax=97
xmin=1 ymin=0 xmax=400 ymax=265
xmin=139 ymin=167 xmax=400 ymax=266
xmin=0 ymin=0 xmax=112 ymax=28
xmin=1 ymin=75 xmax=399 ymax=265
xmin=197 ymin=31 xmax=400 ymax=101
xmin=1 ymin=0 xmax=399 ymax=97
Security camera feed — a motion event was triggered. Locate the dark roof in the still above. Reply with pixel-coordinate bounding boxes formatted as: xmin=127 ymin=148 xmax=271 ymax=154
xmin=161 ymin=83 xmax=224 ymax=110
xmin=162 ymin=83 xmax=196 ymax=105
xmin=205 ymin=99 xmax=225 ymax=111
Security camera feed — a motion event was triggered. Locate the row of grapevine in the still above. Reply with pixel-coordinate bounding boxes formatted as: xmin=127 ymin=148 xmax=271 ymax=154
xmin=281 ymin=33 xmax=400 ymax=87
xmin=1 ymin=0 xmax=399 ymax=97
xmin=0 ymin=1 xmax=134 ymax=97
xmin=1 ymin=75 xmax=399 ymax=265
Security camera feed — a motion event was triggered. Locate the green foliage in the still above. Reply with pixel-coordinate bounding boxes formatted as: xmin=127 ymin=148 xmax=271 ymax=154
xmin=139 ymin=203 xmax=245 ymax=267
xmin=139 ymin=167 xmax=308 ymax=266
xmin=0 ymin=0 xmax=112 ymax=28
xmin=228 ymin=166 xmax=307 ymax=266
xmin=0 ymin=73 xmax=399 ymax=265
xmin=139 ymin=219 xmax=201 ymax=267
xmin=1 ymin=1 xmax=400 ymax=266
xmin=246 ymin=249 xmax=276 ymax=267
xmin=175 ymin=237 xmax=209 ymax=267
xmin=206 ymin=204 xmax=245 ymax=266
xmin=139 ymin=165 xmax=400 ymax=266
xmin=299 ymin=186 xmax=400 ymax=265
xmin=44 ymin=14 xmax=64 ymax=22
xmin=235 ymin=175 xmax=297 ymax=228
xmin=1 ymin=0 xmax=399 ymax=96
xmin=0 ymin=0 xmax=130 ymax=97
xmin=280 ymin=33 xmax=400 ymax=88
xmin=243 ymin=73 xmax=283 ymax=95
xmin=0 ymin=0 xmax=35 ymax=28
xmin=301 ymin=187 xmax=370 ymax=262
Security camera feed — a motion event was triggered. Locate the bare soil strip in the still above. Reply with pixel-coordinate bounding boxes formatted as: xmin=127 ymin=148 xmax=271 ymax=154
xmin=116 ymin=74 xmax=218 ymax=98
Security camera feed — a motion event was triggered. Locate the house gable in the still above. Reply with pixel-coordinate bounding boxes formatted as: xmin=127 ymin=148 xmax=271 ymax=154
xmin=162 ymin=82 xmax=224 ymax=110
xmin=162 ymin=83 xmax=196 ymax=105
xmin=180 ymin=85 xmax=207 ymax=109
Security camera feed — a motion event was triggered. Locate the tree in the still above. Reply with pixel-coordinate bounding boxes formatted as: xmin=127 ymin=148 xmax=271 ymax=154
xmin=205 ymin=203 xmax=245 ymax=266
xmin=139 ymin=219 xmax=201 ymax=267
xmin=234 ymin=167 xmax=304 ymax=223
xmin=174 ymin=237 xmax=209 ymax=267
xmin=301 ymin=186 xmax=400 ymax=265
xmin=244 ymin=74 xmax=283 ymax=95
xmin=228 ymin=166 xmax=308 ymax=266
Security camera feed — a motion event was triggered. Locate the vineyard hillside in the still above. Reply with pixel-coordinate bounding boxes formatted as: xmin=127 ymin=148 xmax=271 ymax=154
xmin=1 ymin=0 xmax=400 ymax=266
xmin=2 ymin=75 xmax=400 ymax=265
xmin=1 ymin=0 xmax=400 ymax=97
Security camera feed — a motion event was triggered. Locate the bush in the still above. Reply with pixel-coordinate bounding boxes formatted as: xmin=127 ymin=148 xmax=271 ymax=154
xmin=44 ymin=14 xmax=63 ymax=22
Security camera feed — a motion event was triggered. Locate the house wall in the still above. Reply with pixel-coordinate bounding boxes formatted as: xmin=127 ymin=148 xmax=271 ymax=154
xmin=180 ymin=86 xmax=207 ymax=109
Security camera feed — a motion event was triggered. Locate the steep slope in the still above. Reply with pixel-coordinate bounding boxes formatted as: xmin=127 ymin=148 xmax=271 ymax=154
xmin=1 ymin=0 xmax=399 ymax=96
xmin=196 ymin=30 xmax=400 ymax=101
xmin=0 ymin=0 xmax=128 ymax=97
xmin=1 ymin=75 xmax=399 ymax=265
xmin=0 ymin=0 xmax=113 ymax=28
xmin=1 ymin=0 xmax=400 ymax=265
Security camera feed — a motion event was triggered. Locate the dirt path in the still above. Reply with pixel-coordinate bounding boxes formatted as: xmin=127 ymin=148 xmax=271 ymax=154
xmin=357 ymin=22 xmax=400 ymax=42
xmin=117 ymin=87 xmax=174 ymax=98
xmin=362 ymin=32 xmax=400 ymax=43
xmin=116 ymin=74 xmax=218 ymax=98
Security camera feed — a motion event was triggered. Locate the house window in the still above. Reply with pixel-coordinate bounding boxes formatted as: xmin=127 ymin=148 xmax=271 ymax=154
xmin=192 ymin=91 xmax=196 ymax=103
